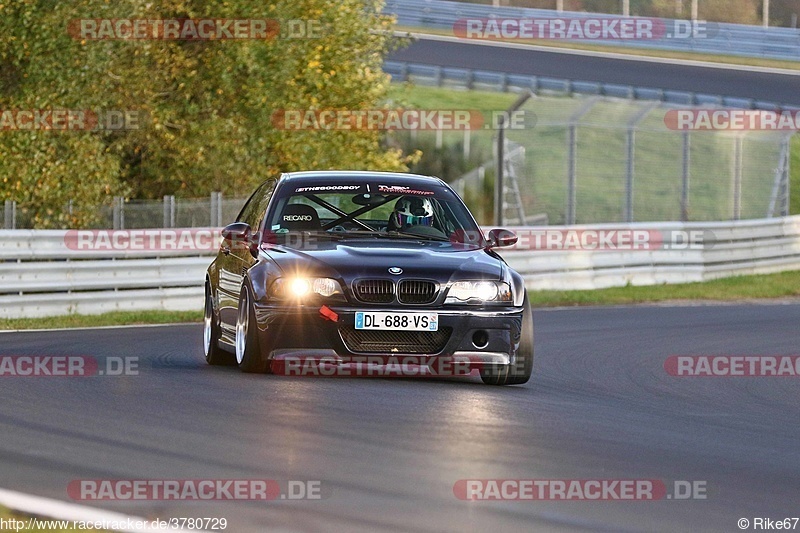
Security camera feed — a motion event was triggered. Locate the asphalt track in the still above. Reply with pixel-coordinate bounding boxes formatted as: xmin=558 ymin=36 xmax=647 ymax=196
xmin=388 ymin=36 xmax=800 ymax=106
xmin=1 ymin=304 xmax=799 ymax=531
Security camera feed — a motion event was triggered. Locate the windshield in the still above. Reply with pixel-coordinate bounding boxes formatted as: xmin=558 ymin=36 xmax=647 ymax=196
xmin=264 ymin=182 xmax=483 ymax=245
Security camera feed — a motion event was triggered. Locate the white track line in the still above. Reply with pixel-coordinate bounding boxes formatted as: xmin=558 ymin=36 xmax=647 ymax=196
xmin=0 ymin=487 xmax=209 ymax=532
xmin=401 ymin=31 xmax=800 ymax=76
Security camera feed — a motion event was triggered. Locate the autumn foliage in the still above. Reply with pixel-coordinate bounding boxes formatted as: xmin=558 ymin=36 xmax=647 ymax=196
xmin=0 ymin=0 xmax=412 ymax=228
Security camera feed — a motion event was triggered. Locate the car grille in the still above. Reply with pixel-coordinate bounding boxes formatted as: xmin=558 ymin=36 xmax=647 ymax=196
xmin=352 ymin=279 xmax=394 ymax=304
xmin=339 ymin=327 xmax=452 ymax=354
xmin=397 ymin=280 xmax=438 ymax=304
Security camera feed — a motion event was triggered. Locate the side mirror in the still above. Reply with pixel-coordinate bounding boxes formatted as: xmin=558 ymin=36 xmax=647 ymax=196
xmin=487 ymin=228 xmax=518 ymax=248
xmin=221 ymin=222 xmax=251 ymax=241
xmin=221 ymin=222 xmax=259 ymax=258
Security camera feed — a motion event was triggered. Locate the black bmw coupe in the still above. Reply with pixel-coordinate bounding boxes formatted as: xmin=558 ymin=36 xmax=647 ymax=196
xmin=204 ymin=171 xmax=533 ymax=385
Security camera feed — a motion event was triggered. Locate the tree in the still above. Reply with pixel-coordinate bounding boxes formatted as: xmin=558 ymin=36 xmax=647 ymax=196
xmin=0 ymin=0 xmax=126 ymax=227
xmin=0 ymin=0 xmax=412 ymax=227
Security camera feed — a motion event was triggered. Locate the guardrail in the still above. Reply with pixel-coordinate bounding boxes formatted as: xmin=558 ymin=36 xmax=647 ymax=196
xmin=384 ymin=60 xmax=800 ymax=111
xmin=504 ymin=216 xmax=800 ymax=289
xmin=384 ymin=0 xmax=800 ymax=61
xmin=1 ymin=217 xmax=799 ymax=318
xmin=0 ymin=229 xmax=215 ymax=319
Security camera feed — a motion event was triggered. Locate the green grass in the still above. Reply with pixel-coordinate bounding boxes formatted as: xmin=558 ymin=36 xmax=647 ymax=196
xmin=0 ymin=506 xmax=104 ymax=532
xmin=528 ymin=270 xmax=800 ymax=307
xmin=397 ymin=26 xmax=800 ymax=72
xmin=0 ymin=310 xmax=202 ymax=331
xmin=387 ymin=84 xmax=518 ymax=114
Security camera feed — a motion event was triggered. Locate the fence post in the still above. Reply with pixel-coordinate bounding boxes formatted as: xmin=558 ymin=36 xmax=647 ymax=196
xmin=210 ymin=192 xmax=217 ymax=227
xmin=565 ymin=97 xmax=598 ymax=225
xmin=782 ymin=136 xmax=791 ymax=217
xmin=3 ymin=200 xmax=15 ymax=230
xmin=163 ymin=195 xmax=175 ymax=228
xmin=625 ymin=128 xmax=635 ymax=223
xmin=624 ymin=102 xmax=656 ymax=223
xmin=463 ymin=128 xmax=471 ymax=160
xmin=495 ymin=123 xmax=505 ymax=226
xmin=112 ymin=197 xmax=125 ymax=230
xmin=681 ymin=132 xmax=691 ymax=222
xmin=567 ymin=124 xmax=577 ymax=225
xmin=210 ymin=191 xmax=223 ymax=227
xmin=732 ymin=136 xmax=743 ymax=220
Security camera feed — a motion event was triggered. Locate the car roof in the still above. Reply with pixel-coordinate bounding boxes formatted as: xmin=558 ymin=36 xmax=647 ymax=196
xmin=279 ymin=171 xmax=447 ymax=188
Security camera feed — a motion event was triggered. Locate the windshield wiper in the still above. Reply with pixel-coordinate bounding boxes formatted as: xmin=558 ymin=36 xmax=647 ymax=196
xmin=382 ymin=231 xmax=450 ymax=242
xmin=275 ymin=231 xmax=349 ymax=241
xmin=327 ymin=230 xmax=383 ymax=238
xmin=298 ymin=230 xmax=450 ymax=242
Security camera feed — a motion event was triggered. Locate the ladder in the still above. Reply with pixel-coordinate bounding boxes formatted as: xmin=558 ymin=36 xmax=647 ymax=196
xmin=502 ymin=144 xmax=527 ymax=226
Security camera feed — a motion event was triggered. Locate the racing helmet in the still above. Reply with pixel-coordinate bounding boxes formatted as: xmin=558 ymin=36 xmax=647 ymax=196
xmin=391 ymin=196 xmax=434 ymax=227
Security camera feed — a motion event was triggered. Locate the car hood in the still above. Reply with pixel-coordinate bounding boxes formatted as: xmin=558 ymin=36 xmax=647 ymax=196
xmin=261 ymin=239 xmax=504 ymax=283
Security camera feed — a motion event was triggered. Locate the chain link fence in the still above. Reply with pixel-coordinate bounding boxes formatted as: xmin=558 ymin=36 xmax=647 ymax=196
xmin=452 ymin=93 xmax=794 ymax=225
xmin=1 ymin=194 xmax=248 ymax=230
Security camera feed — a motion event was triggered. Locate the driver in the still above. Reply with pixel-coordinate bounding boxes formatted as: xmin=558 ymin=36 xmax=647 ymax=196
xmin=389 ymin=196 xmax=434 ymax=230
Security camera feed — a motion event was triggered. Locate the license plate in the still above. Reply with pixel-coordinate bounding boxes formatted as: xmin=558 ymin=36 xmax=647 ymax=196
xmin=355 ymin=312 xmax=438 ymax=331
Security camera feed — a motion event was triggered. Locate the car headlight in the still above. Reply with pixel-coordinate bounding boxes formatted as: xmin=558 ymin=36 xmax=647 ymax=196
xmin=269 ymin=277 xmax=344 ymax=300
xmin=445 ymin=281 xmax=512 ymax=304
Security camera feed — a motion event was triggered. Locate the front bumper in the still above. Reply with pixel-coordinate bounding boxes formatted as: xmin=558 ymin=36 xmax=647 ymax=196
xmin=252 ymin=303 xmax=524 ymax=369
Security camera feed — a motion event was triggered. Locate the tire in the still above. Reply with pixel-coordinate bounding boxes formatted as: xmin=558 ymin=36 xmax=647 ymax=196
xmin=480 ymin=294 xmax=534 ymax=386
xmin=235 ymin=285 xmax=271 ymax=374
xmin=204 ymin=284 xmax=234 ymax=366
